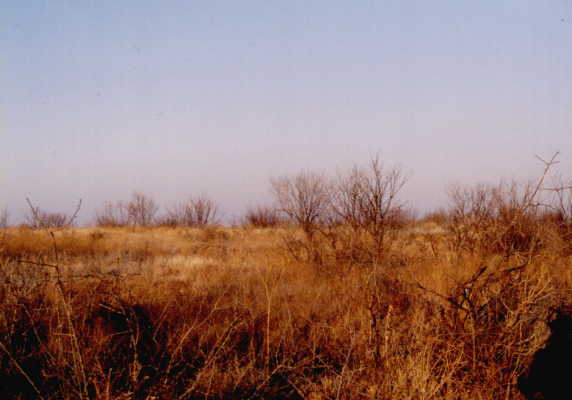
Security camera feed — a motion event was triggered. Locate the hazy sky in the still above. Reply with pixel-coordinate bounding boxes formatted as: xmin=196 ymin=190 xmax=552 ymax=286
xmin=2 ymin=1 xmax=571 ymax=224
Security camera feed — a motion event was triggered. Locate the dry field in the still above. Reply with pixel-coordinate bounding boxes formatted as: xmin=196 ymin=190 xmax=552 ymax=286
xmin=2 ymin=154 xmax=572 ymax=399
xmin=1 ymin=217 xmax=572 ymax=399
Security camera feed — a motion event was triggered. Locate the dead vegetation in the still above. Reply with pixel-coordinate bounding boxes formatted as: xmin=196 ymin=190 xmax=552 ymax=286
xmin=1 ymin=154 xmax=572 ymax=399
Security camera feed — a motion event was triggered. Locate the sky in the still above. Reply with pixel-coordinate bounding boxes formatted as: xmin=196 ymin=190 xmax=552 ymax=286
xmin=1 ymin=1 xmax=571 ymax=224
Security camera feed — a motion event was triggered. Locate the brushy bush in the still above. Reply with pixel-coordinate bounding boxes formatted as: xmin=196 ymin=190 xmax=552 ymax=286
xmin=95 ymin=201 xmax=130 ymax=227
xmin=95 ymin=193 xmax=158 ymax=227
xmin=124 ymin=192 xmax=159 ymax=226
xmin=415 ymin=256 xmax=560 ymax=398
xmin=331 ymin=156 xmax=408 ymax=263
xmin=164 ymin=195 xmax=219 ymax=227
xmin=447 ymin=180 xmax=545 ymax=257
xmin=543 ymin=179 xmax=572 ymax=253
xmin=243 ymin=205 xmax=282 ymax=228
xmin=25 ymin=198 xmax=82 ymax=229
xmin=271 ymin=171 xmax=332 ymax=238
xmin=271 ymin=156 xmax=408 ymax=269
xmin=447 ymin=154 xmax=561 ymax=259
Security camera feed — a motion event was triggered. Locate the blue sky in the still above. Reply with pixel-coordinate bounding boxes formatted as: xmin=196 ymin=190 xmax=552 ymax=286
xmin=1 ymin=1 xmax=571 ymax=224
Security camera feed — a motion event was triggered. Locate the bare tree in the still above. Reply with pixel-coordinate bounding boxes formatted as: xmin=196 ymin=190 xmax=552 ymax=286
xmin=25 ymin=198 xmax=82 ymax=228
xmin=332 ymin=156 xmax=408 ymax=258
xmin=95 ymin=193 xmax=158 ymax=227
xmin=165 ymin=195 xmax=219 ymax=227
xmin=271 ymin=171 xmax=331 ymax=237
xmin=448 ymin=183 xmax=496 ymax=222
xmin=126 ymin=192 xmax=159 ymax=226
xmin=270 ymin=160 xmax=407 ymax=266
xmin=186 ymin=195 xmax=219 ymax=226
xmin=95 ymin=201 xmax=130 ymax=227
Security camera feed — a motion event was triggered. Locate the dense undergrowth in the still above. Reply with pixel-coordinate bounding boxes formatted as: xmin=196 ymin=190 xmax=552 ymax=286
xmin=2 ymin=156 xmax=572 ymax=399
xmin=0 ymin=219 xmax=571 ymax=399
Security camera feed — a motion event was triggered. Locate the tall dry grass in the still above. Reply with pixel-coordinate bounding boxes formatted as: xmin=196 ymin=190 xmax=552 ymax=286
xmin=0 ymin=154 xmax=570 ymax=398
xmin=0 ymin=217 xmax=571 ymax=399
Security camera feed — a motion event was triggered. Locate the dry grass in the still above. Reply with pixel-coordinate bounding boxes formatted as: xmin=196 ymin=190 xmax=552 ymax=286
xmin=0 ymin=220 xmax=571 ymax=399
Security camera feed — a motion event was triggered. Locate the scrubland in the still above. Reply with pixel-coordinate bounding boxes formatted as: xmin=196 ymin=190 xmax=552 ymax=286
xmin=2 ymin=156 xmax=572 ymax=399
xmin=0 ymin=218 xmax=571 ymax=400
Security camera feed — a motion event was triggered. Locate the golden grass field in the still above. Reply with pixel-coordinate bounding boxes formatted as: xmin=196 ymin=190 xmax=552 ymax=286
xmin=1 ymin=216 xmax=571 ymax=399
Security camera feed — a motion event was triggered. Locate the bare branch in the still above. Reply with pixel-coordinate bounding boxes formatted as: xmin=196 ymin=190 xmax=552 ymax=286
xmin=68 ymin=199 xmax=83 ymax=226
xmin=25 ymin=197 xmax=81 ymax=228
xmin=271 ymin=171 xmax=331 ymax=236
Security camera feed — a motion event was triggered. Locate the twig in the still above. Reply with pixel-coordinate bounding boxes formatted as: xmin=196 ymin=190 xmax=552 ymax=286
xmin=414 ymin=280 xmax=468 ymax=312
xmin=68 ymin=199 xmax=82 ymax=226
xmin=26 ymin=197 xmax=42 ymax=227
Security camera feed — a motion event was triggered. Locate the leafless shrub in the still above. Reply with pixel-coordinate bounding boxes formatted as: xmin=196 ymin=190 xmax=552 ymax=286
xmin=187 ymin=195 xmax=219 ymax=226
xmin=95 ymin=201 xmax=130 ymax=227
xmin=447 ymin=182 xmax=498 ymax=253
xmin=270 ymin=171 xmax=336 ymax=267
xmin=417 ymin=259 xmax=557 ymax=398
xmin=243 ymin=205 xmax=282 ymax=228
xmin=334 ymin=157 xmax=407 ymax=229
xmin=162 ymin=205 xmax=185 ymax=227
xmin=447 ymin=181 xmax=544 ymax=256
xmin=332 ymin=156 xmax=408 ymax=261
xmin=270 ymin=158 xmax=409 ymax=268
xmin=551 ymin=180 xmax=572 ymax=222
xmin=544 ymin=177 xmax=572 ymax=248
xmin=155 ymin=212 xmax=180 ymax=228
xmin=95 ymin=193 xmax=158 ymax=227
xmin=125 ymin=192 xmax=158 ymax=226
xmin=25 ymin=198 xmax=82 ymax=229
xmin=165 ymin=195 xmax=219 ymax=227
xmin=494 ymin=180 xmax=546 ymax=255
xmin=271 ymin=171 xmax=332 ymax=237
xmin=447 ymin=154 xmax=559 ymax=257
